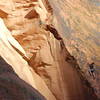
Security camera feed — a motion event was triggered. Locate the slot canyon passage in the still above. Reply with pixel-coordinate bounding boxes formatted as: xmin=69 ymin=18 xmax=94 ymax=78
xmin=0 ymin=0 xmax=100 ymax=100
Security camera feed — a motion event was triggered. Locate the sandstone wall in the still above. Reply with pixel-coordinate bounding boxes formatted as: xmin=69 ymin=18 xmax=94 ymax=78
xmin=0 ymin=0 xmax=98 ymax=100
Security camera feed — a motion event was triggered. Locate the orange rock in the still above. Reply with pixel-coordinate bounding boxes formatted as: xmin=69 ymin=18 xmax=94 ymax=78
xmin=25 ymin=9 xmax=39 ymax=19
xmin=0 ymin=9 xmax=8 ymax=18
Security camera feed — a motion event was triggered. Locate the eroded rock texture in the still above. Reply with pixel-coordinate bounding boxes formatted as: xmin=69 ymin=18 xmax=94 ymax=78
xmin=48 ymin=0 xmax=100 ymax=99
xmin=0 ymin=0 xmax=99 ymax=100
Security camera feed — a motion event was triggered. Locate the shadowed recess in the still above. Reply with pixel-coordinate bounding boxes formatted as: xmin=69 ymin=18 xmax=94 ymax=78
xmin=0 ymin=56 xmax=46 ymax=100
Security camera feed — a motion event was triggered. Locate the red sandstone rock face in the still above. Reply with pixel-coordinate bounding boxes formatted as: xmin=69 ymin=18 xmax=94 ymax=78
xmin=25 ymin=9 xmax=39 ymax=19
xmin=0 ymin=9 xmax=8 ymax=18
xmin=48 ymin=0 xmax=100 ymax=98
xmin=0 ymin=0 xmax=99 ymax=100
xmin=0 ymin=17 xmax=56 ymax=100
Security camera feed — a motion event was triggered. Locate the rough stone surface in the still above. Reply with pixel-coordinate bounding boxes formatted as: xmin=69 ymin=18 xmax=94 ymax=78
xmin=48 ymin=0 xmax=100 ymax=99
xmin=0 ymin=9 xmax=8 ymax=18
xmin=0 ymin=0 xmax=99 ymax=100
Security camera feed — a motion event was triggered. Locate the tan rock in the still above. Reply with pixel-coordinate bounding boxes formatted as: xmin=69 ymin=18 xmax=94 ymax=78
xmin=0 ymin=18 xmax=26 ymax=56
xmin=0 ymin=18 xmax=56 ymax=100
xmin=39 ymin=41 xmax=53 ymax=65
xmin=0 ymin=0 xmax=98 ymax=100
xmin=0 ymin=9 xmax=8 ymax=18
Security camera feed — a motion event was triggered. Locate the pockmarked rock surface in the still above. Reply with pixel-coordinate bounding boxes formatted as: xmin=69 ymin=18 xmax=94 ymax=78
xmin=48 ymin=0 xmax=100 ymax=98
xmin=0 ymin=0 xmax=99 ymax=100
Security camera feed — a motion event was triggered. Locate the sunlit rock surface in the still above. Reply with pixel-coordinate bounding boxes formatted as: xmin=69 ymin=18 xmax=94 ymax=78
xmin=0 ymin=17 xmax=56 ymax=100
xmin=48 ymin=0 xmax=100 ymax=98
xmin=0 ymin=0 xmax=99 ymax=100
